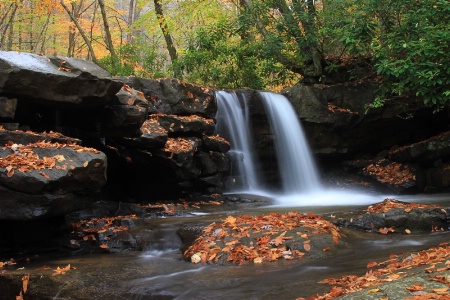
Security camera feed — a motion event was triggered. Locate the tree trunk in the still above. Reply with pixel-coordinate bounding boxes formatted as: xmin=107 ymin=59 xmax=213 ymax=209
xmin=98 ymin=0 xmax=118 ymax=70
xmin=126 ymin=0 xmax=135 ymax=44
xmin=153 ymin=0 xmax=180 ymax=78
xmin=275 ymin=0 xmax=323 ymax=81
xmin=60 ymin=0 xmax=101 ymax=66
xmin=0 ymin=4 xmax=18 ymax=50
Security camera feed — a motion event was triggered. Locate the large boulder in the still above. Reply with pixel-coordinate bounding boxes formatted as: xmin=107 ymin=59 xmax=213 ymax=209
xmin=0 ymin=129 xmax=107 ymax=220
xmin=0 ymin=51 xmax=121 ymax=107
xmin=116 ymin=77 xmax=217 ymax=119
xmin=282 ymin=83 xmax=449 ymax=157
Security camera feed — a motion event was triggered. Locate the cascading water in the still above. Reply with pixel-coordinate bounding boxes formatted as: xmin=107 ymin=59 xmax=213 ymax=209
xmin=215 ymin=91 xmax=261 ymax=192
xmin=260 ymin=92 xmax=321 ymax=194
xmin=216 ymin=90 xmax=380 ymax=206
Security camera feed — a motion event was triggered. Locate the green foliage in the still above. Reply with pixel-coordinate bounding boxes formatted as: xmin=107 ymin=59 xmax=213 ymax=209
xmin=178 ymin=18 xmax=298 ymax=90
xmin=370 ymin=0 xmax=450 ymax=111
xmin=99 ymin=42 xmax=168 ymax=78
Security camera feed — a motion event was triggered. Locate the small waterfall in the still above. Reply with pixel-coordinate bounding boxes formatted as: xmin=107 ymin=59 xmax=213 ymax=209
xmin=215 ymin=90 xmax=383 ymax=206
xmin=215 ymin=91 xmax=261 ymax=191
xmin=216 ymin=90 xmax=321 ymax=195
xmin=260 ymin=92 xmax=321 ymax=194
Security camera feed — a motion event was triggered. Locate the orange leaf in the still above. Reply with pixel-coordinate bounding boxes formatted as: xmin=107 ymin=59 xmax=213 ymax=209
xmin=367 ymin=261 xmax=378 ymax=268
xmin=224 ymin=215 xmax=237 ymax=225
xmin=406 ymin=284 xmax=424 ymax=291
xmin=99 ymin=244 xmax=109 ymax=249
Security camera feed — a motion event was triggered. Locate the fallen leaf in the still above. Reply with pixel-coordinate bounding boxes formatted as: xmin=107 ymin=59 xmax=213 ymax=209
xmin=254 ymin=257 xmax=263 ymax=264
xmin=52 ymin=264 xmax=71 ymax=276
xmin=405 ymin=229 xmax=411 ymax=234
xmin=406 ymin=284 xmax=424 ymax=291
xmin=368 ymin=288 xmax=380 ymax=293
xmin=432 ymin=287 xmax=449 ymax=293
xmin=303 ymin=241 xmax=311 ymax=252
xmin=21 ymin=274 xmax=30 ymax=294
xmin=367 ymin=261 xmax=378 ymax=268
xmin=224 ymin=215 xmax=236 ymax=225
xmin=83 ymin=161 xmax=89 ymax=167
xmin=99 ymin=244 xmax=109 ymax=249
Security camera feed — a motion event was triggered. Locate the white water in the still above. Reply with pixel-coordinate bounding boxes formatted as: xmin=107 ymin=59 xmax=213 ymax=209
xmin=260 ymin=92 xmax=321 ymax=194
xmin=215 ymin=91 xmax=262 ymax=192
xmin=216 ymin=90 xmax=383 ymax=206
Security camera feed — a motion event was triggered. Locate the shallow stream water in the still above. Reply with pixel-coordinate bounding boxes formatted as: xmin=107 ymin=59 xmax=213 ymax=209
xmin=7 ymin=193 xmax=450 ymax=300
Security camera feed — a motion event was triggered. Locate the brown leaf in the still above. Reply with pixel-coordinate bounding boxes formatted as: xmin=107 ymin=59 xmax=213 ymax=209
xmin=367 ymin=261 xmax=378 ymax=268
xmin=303 ymin=240 xmax=311 ymax=252
xmin=406 ymin=284 xmax=424 ymax=291
xmin=22 ymin=273 xmax=29 ymax=294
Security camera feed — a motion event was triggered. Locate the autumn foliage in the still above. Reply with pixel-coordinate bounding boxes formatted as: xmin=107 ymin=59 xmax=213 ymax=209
xmin=302 ymin=243 xmax=450 ymax=300
xmin=0 ymin=139 xmax=100 ymax=178
xmin=364 ymin=159 xmax=416 ymax=186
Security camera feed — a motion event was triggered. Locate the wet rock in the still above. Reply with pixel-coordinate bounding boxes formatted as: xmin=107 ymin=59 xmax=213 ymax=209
xmin=0 ymin=96 xmax=17 ymax=119
xmin=202 ymin=135 xmax=230 ymax=153
xmin=103 ymin=85 xmax=148 ymax=137
xmin=0 ymin=135 xmax=107 ymax=220
xmin=335 ymin=199 xmax=449 ymax=234
xmin=0 ymin=51 xmax=121 ymax=108
xmin=157 ymin=114 xmax=215 ymax=136
xmin=0 ymin=128 xmax=82 ymax=146
xmin=282 ymin=83 xmax=448 ymax=158
xmin=117 ymin=118 xmax=168 ymax=150
xmin=117 ymin=77 xmax=216 ymax=118
xmin=390 ymin=131 xmax=450 ymax=163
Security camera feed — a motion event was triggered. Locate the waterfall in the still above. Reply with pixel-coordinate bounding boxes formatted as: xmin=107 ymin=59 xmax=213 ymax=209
xmin=215 ymin=91 xmax=261 ymax=192
xmin=216 ymin=90 xmax=321 ymax=195
xmin=260 ymin=92 xmax=321 ymax=194
xmin=216 ymin=90 xmax=382 ymax=206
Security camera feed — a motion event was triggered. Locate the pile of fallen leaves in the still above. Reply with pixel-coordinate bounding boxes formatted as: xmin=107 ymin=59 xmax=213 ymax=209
xmin=301 ymin=242 xmax=450 ymax=300
xmin=141 ymin=118 xmax=168 ymax=135
xmin=0 ymin=140 xmax=100 ymax=178
xmin=364 ymin=159 xmax=416 ymax=185
xmin=366 ymin=198 xmax=441 ymax=214
xmin=169 ymin=114 xmax=214 ymax=125
xmin=164 ymin=137 xmax=195 ymax=154
xmin=138 ymin=198 xmax=223 ymax=215
xmin=184 ymin=211 xmax=341 ymax=265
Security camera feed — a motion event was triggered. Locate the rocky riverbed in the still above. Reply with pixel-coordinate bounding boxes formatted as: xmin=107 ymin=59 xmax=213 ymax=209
xmin=2 ymin=193 xmax=450 ymax=300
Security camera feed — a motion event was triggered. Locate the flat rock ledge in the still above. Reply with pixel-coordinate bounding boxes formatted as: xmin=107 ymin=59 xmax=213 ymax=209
xmin=334 ymin=198 xmax=449 ymax=234
xmin=0 ymin=128 xmax=107 ymax=220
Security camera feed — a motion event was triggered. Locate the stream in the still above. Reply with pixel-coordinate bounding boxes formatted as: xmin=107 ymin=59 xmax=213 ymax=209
xmin=7 ymin=193 xmax=450 ymax=300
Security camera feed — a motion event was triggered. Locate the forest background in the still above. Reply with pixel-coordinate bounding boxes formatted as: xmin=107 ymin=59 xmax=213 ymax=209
xmin=0 ymin=0 xmax=449 ymax=111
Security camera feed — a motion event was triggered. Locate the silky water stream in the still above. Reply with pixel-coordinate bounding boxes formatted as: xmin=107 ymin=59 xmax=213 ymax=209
xmin=8 ymin=91 xmax=450 ymax=299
